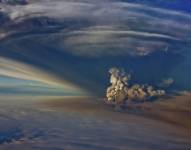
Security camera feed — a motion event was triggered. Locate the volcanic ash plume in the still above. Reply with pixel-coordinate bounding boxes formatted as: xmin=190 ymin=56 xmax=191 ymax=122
xmin=106 ymin=68 xmax=165 ymax=104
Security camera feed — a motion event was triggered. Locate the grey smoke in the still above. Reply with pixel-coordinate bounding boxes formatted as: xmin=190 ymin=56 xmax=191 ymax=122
xmin=106 ymin=68 xmax=165 ymax=104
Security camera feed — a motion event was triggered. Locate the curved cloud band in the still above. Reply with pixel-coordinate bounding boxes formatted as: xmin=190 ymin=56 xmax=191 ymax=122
xmin=0 ymin=0 xmax=190 ymax=57
xmin=0 ymin=0 xmax=191 ymax=95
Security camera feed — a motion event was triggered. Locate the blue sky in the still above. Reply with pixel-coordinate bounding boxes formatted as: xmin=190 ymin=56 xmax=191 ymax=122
xmin=0 ymin=0 xmax=191 ymax=96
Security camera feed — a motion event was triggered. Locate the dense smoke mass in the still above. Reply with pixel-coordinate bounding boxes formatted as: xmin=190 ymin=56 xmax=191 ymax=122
xmin=106 ymin=68 xmax=165 ymax=104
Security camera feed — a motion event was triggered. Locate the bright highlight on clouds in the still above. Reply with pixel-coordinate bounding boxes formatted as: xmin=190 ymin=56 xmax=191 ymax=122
xmin=0 ymin=57 xmax=88 ymax=95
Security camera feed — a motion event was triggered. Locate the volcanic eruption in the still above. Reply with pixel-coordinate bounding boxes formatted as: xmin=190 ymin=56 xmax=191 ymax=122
xmin=106 ymin=68 xmax=166 ymax=105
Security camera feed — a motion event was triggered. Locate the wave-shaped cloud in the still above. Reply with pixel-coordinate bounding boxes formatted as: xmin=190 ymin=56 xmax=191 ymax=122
xmin=0 ymin=0 xmax=190 ymax=57
xmin=63 ymin=25 xmax=179 ymax=57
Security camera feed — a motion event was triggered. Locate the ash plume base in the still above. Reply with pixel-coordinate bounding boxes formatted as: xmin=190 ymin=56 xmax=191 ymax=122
xmin=106 ymin=67 xmax=166 ymax=106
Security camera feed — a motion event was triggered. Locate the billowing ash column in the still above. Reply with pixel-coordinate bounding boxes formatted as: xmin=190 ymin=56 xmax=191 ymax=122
xmin=106 ymin=68 xmax=130 ymax=104
xmin=106 ymin=68 xmax=165 ymax=104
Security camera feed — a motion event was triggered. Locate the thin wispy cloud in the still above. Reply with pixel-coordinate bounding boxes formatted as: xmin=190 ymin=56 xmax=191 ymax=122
xmin=0 ymin=0 xmax=190 ymax=57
